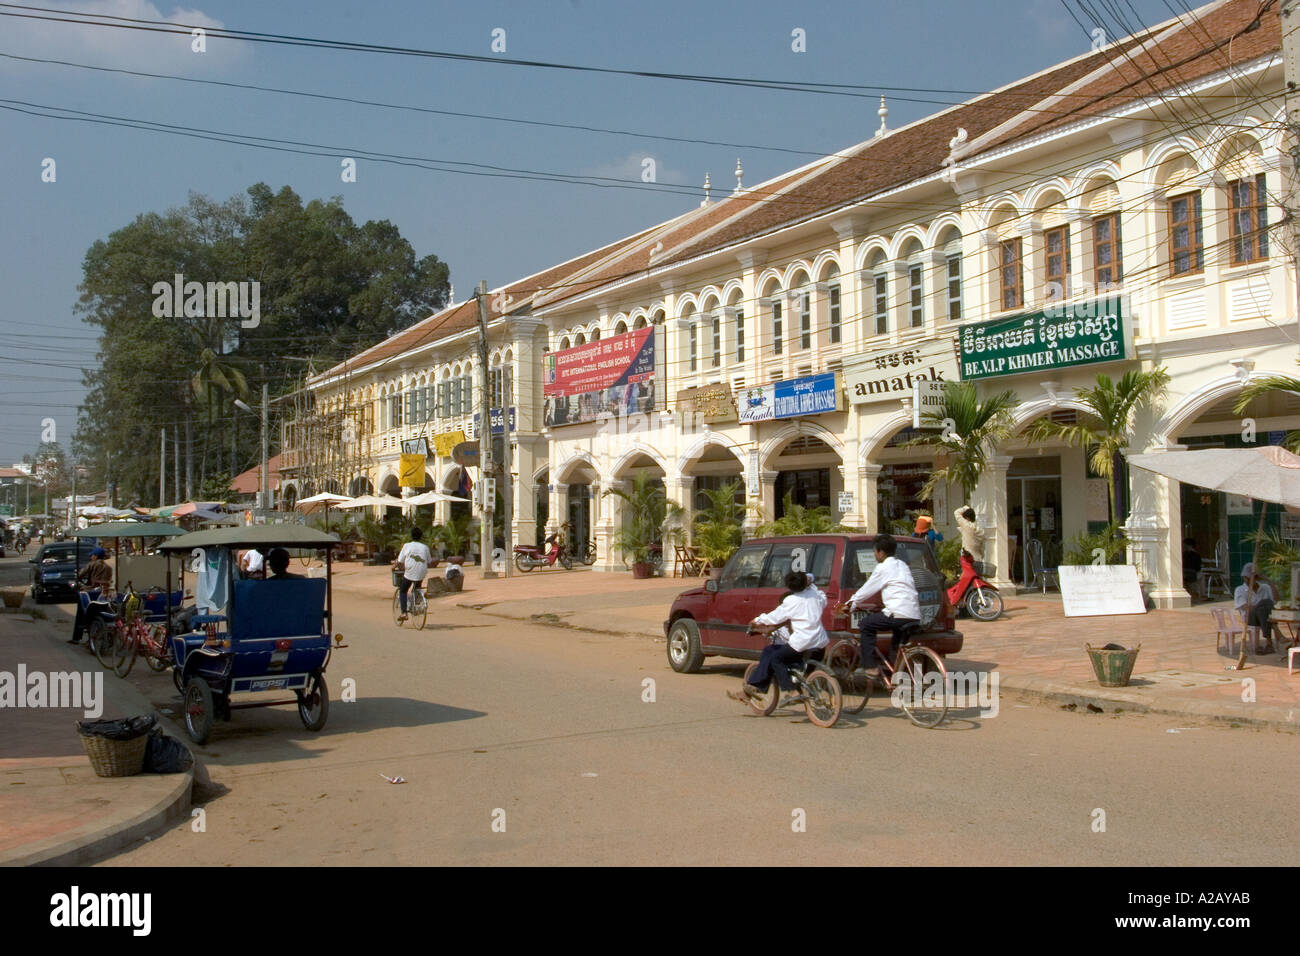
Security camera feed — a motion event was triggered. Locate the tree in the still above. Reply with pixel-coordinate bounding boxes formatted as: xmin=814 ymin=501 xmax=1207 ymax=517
xmin=73 ymin=184 xmax=451 ymax=503
xmin=692 ymin=480 xmax=745 ymax=568
xmin=31 ymin=442 xmax=70 ymax=497
xmin=1026 ymin=368 xmax=1170 ymax=522
xmin=1233 ymin=372 xmax=1300 ymax=452
xmin=757 ymin=493 xmax=846 ymax=537
xmin=904 ymin=381 xmax=1019 ymax=502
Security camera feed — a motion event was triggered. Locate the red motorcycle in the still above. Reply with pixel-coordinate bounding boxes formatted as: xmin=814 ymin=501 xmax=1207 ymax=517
xmin=514 ymin=533 xmax=574 ymax=572
xmin=947 ymin=552 xmax=1002 ymax=621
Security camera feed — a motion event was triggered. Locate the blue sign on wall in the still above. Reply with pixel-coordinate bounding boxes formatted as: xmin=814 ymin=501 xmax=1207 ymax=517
xmin=737 ymin=372 xmax=841 ymax=423
xmin=472 ymin=407 xmax=516 ymax=435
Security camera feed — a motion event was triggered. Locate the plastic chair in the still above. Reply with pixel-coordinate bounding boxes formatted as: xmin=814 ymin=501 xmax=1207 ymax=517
xmin=1027 ymin=539 xmax=1059 ymax=593
xmin=1233 ymin=608 xmax=1264 ymax=658
xmin=1211 ymin=607 xmax=1241 ymax=655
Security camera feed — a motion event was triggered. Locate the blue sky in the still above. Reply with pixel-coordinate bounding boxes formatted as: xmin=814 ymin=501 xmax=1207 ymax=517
xmin=0 ymin=0 xmax=1183 ymax=468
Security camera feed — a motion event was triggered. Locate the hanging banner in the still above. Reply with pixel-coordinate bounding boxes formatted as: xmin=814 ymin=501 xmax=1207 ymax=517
xmin=844 ymin=337 xmax=958 ymax=406
xmin=399 ymin=453 xmax=426 ymax=488
xmin=959 ymin=298 xmax=1129 ymax=381
xmin=544 ymin=327 xmax=656 ymax=427
xmin=737 ymin=372 xmax=841 ymax=424
xmin=433 ymin=430 xmax=466 ymax=458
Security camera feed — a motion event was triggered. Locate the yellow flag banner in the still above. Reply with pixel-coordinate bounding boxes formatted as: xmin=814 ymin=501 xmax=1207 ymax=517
xmin=433 ymin=430 xmax=466 ymax=458
xmin=399 ymin=453 xmax=426 ymax=488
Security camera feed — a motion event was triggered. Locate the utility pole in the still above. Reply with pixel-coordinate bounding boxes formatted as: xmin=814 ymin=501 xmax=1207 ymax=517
xmin=1284 ymin=1 xmax=1300 ymax=345
xmin=476 ymin=280 xmax=496 ymax=578
xmin=260 ymin=382 xmax=270 ymax=512
xmin=160 ymin=428 xmax=166 ymax=508
xmin=502 ymin=368 xmax=513 ymax=579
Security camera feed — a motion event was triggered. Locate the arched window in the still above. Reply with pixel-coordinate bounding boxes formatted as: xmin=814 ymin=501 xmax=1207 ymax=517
xmin=728 ymin=288 xmax=746 ymax=362
xmin=899 ymin=242 xmax=923 ymax=329
xmin=938 ymin=228 xmax=963 ymax=322
xmin=821 ymin=264 xmax=841 ymax=345
xmin=615 ymin=319 xmax=628 ymax=335
xmin=1219 ymin=135 xmax=1268 ymax=265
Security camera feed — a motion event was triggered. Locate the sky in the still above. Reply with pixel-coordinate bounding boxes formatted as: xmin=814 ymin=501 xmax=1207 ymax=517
xmin=0 ymin=0 xmax=1190 ymax=468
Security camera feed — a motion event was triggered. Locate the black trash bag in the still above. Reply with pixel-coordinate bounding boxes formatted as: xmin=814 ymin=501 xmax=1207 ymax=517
xmin=76 ymin=714 xmax=156 ymax=740
xmin=142 ymin=727 xmax=194 ymax=774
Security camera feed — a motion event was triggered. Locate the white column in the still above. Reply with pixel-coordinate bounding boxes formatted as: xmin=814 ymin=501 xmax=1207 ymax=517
xmin=1125 ymin=443 xmax=1191 ymax=609
xmin=597 ymin=479 xmax=626 ymax=572
xmin=976 ymin=454 xmax=1014 ymax=592
xmin=671 ymin=474 xmax=695 ymax=546
xmin=860 ymin=463 xmax=882 ymax=534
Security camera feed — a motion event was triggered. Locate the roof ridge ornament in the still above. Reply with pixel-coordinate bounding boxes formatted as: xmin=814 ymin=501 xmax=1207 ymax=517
xmin=701 ymin=172 xmax=712 ymax=207
xmin=876 ymin=95 xmax=888 ymax=138
xmin=941 ymin=127 xmax=968 ymax=183
xmin=733 ymin=158 xmax=744 ymax=196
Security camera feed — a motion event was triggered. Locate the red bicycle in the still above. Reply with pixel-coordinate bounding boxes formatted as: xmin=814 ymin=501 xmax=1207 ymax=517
xmin=111 ymin=586 xmax=173 ymax=678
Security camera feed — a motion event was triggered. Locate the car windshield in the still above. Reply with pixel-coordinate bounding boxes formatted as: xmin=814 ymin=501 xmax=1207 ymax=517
xmin=842 ymin=541 xmax=940 ymax=591
xmin=42 ymin=546 xmax=91 ymax=563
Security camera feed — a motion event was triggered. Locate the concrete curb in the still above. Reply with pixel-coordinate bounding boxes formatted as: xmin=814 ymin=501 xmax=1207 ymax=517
xmin=460 ymin=603 xmax=1300 ymax=732
xmin=0 ymin=607 xmax=198 ymax=867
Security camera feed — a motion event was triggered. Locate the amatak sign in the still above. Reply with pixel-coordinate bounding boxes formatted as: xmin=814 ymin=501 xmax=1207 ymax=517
xmin=844 ymin=338 xmax=958 ymax=406
xmin=959 ymin=299 xmax=1128 ymax=381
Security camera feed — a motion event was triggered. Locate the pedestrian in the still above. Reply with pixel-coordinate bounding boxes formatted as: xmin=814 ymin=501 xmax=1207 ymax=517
xmin=914 ymin=514 xmax=942 ymax=548
xmin=954 ymin=506 xmax=984 ymax=562
xmin=69 ymin=547 xmax=114 ymax=645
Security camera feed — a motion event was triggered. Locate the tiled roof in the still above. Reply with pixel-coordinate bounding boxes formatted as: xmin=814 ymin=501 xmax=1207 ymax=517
xmin=317 ymin=0 xmax=1278 ymax=386
xmin=229 ymin=455 xmax=282 ymax=494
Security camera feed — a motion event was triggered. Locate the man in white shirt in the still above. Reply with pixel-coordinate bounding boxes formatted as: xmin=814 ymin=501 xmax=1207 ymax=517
xmin=727 ymin=570 xmax=828 ymax=703
xmin=840 ymin=533 xmax=921 ymax=679
xmin=1234 ymin=562 xmax=1277 ymax=654
xmin=393 ymin=527 xmax=432 ymax=621
xmin=240 ymin=547 xmax=265 ymax=579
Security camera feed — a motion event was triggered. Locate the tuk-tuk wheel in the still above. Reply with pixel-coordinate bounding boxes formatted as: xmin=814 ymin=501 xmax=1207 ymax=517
xmin=172 ymin=667 xmax=184 ymax=695
xmin=183 ymin=677 xmax=214 ymax=745
xmin=297 ymin=673 xmax=329 ymax=732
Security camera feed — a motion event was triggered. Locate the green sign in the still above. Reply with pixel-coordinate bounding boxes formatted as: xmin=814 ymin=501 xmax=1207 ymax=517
xmin=959 ymin=299 xmax=1127 ymax=380
xmin=0 ymin=505 xmax=11 ymax=516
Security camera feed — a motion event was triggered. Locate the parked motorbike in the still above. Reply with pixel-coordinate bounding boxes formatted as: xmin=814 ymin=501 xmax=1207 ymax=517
xmin=514 ymin=533 xmax=574 ymax=572
xmin=947 ymin=552 xmax=1002 ymax=621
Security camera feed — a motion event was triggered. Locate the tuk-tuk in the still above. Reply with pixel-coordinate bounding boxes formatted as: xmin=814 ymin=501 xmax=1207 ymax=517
xmin=70 ymin=521 xmax=188 ymax=669
xmin=158 ymin=524 xmax=344 ymax=744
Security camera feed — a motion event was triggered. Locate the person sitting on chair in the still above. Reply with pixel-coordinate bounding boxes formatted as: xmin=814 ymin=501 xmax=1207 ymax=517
xmin=1182 ymin=539 xmax=1202 ymax=587
xmin=1234 ymin=562 xmax=1277 ymax=654
xmin=839 ymin=533 xmax=921 ymax=680
xmin=727 ymin=571 xmax=827 ymax=703
xmin=266 ymin=548 xmax=303 ymax=580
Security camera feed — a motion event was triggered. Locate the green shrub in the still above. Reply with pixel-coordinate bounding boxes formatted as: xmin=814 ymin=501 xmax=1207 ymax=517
xmin=1062 ymin=523 xmax=1126 ymax=565
xmin=757 ymin=493 xmax=846 ymax=537
xmin=1244 ymin=527 xmax=1300 ymax=604
xmin=936 ymin=537 xmax=962 ymax=582
xmin=692 ymin=480 xmax=744 ymax=569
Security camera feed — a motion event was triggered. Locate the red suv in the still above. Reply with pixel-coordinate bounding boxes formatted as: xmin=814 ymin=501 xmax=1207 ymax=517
xmin=664 ymin=534 xmax=963 ymax=673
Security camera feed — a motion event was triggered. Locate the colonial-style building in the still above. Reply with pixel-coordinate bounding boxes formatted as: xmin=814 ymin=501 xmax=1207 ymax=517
xmin=292 ymin=0 xmax=1293 ymax=606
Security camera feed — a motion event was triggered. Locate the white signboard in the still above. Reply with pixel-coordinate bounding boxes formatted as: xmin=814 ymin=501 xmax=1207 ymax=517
xmin=843 ymin=337 xmax=959 ymax=406
xmin=912 ymin=378 xmax=947 ymax=428
xmin=1058 ymin=565 xmax=1147 ymax=617
xmin=837 ymin=491 xmax=854 ymax=514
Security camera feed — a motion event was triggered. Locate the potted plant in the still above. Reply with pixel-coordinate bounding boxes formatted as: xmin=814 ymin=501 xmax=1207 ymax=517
xmin=604 ymin=473 xmax=684 ymax=577
xmin=691 ymin=479 xmax=745 ymax=571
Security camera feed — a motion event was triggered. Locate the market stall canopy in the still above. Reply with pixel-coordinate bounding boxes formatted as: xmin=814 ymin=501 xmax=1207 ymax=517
xmin=158 ymin=524 xmax=341 ymax=553
xmin=186 ymin=507 xmax=241 ymax=525
xmin=152 ymin=501 xmax=226 ymax=518
xmin=333 ymin=493 xmax=406 ymax=509
xmin=1127 ymin=445 xmax=1300 ymax=508
xmin=404 ymin=490 xmax=471 ymax=505
xmin=71 ymin=521 xmax=187 ymax=539
xmin=77 ymin=505 xmax=135 ymax=519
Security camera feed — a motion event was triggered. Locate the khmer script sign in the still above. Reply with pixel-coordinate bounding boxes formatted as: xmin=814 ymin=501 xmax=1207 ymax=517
xmin=959 ymin=299 xmax=1129 ymax=381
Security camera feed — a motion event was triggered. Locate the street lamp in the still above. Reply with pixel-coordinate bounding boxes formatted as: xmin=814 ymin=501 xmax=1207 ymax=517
xmin=235 ymin=385 xmax=270 ymax=512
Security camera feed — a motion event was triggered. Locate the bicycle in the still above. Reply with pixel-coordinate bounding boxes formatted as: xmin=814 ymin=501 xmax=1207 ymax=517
xmin=83 ymin=588 xmax=122 ymax=669
xmin=392 ymin=580 xmax=428 ymax=629
xmin=739 ymin=623 xmax=842 ymax=728
xmin=825 ymin=621 xmax=950 ymax=728
xmin=578 ymin=539 xmax=597 ymax=566
xmin=111 ymin=587 xmax=173 ymax=678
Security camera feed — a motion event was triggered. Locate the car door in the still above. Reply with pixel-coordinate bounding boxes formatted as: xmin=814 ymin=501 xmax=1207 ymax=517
xmin=703 ymin=543 xmax=769 ymax=650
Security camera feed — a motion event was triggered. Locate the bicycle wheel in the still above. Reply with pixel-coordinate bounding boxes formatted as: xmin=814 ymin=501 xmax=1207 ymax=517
xmin=802 ymin=668 xmax=843 ymax=728
xmin=413 ymin=590 xmax=428 ymax=630
xmin=581 ymin=542 xmax=596 ymax=566
xmin=145 ymin=625 xmax=171 ymax=672
xmin=895 ymin=646 xmax=949 ymax=728
xmin=391 ymin=589 xmax=404 ymax=625
xmin=965 ymin=586 xmax=1003 ymax=621
xmin=113 ymin=622 xmax=138 ymax=678
xmin=741 ymin=663 xmax=779 ymax=716
xmin=560 ymin=552 xmax=574 ymax=570
xmin=825 ymin=639 xmax=870 ymax=714
xmin=88 ymin=618 xmax=114 ymax=667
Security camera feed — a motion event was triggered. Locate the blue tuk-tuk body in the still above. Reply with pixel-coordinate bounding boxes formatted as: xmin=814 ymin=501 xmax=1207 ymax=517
xmin=160 ymin=525 xmax=342 ymax=744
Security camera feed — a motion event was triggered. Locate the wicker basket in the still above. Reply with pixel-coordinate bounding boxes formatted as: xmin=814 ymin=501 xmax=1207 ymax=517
xmin=78 ymin=731 xmax=148 ymax=777
xmin=2 ymin=587 xmax=24 ymax=609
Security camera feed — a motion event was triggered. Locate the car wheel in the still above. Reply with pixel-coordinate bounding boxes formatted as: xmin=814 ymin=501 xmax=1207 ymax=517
xmin=666 ymin=618 xmax=704 ymax=673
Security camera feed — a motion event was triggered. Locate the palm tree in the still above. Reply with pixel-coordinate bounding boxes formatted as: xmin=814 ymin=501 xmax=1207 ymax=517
xmin=904 ymin=381 xmax=1019 ymax=501
xmin=1233 ymin=373 xmax=1300 ymax=452
xmin=757 ymin=492 xmax=846 ymax=537
xmin=603 ymin=472 xmax=684 ymax=566
xmin=191 ymin=348 xmax=248 ymax=486
xmin=692 ymin=479 xmax=745 ymax=568
xmin=1025 ymin=367 xmax=1170 ymax=522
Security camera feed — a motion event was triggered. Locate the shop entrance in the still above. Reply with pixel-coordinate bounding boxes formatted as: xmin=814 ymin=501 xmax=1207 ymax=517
xmin=775 ymin=468 xmax=830 ymax=516
xmin=567 ymin=484 xmax=592 ymax=549
xmin=1007 ymin=457 xmax=1062 ymax=585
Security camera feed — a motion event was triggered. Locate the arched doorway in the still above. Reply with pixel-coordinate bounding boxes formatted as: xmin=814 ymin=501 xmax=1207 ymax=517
xmin=769 ymin=435 xmax=840 ymax=518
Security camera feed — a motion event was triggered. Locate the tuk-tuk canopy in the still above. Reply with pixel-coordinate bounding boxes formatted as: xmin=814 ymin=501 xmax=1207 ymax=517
xmin=158 ymin=524 xmax=341 ymax=552
xmin=71 ymin=521 xmax=188 ymax=539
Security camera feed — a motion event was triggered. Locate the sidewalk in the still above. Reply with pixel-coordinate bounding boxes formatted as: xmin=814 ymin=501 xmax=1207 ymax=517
xmin=0 ymin=601 xmax=194 ymax=867
xmin=372 ymin=562 xmax=1300 ymax=731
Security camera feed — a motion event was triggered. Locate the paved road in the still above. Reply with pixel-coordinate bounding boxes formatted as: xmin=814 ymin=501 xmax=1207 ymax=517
xmin=82 ymin=581 xmax=1297 ymax=867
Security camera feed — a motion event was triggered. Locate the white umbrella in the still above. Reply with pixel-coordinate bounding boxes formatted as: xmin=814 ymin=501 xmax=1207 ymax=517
xmin=403 ymin=490 xmax=471 ymax=506
xmin=1128 ymin=445 xmax=1300 ymax=664
xmin=294 ymin=492 xmax=353 ymax=533
xmin=334 ymin=493 xmax=406 ymax=509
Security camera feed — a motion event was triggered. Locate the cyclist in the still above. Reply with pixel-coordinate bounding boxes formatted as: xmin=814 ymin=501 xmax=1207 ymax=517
xmin=393 ymin=526 xmax=431 ymax=622
xmin=839 ymin=533 xmax=920 ymax=680
xmin=727 ymin=570 xmax=827 ymax=704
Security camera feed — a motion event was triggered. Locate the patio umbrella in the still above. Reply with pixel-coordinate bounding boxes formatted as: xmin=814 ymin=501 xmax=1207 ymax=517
xmin=334 ymin=493 xmax=406 ymax=509
xmin=1127 ymin=445 xmax=1300 ymax=665
xmin=295 ymin=492 xmax=354 ymax=533
xmin=403 ymin=490 xmax=471 ymax=506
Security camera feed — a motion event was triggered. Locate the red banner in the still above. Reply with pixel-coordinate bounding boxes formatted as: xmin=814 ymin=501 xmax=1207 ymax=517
xmin=544 ymin=327 xmax=654 ymax=397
